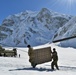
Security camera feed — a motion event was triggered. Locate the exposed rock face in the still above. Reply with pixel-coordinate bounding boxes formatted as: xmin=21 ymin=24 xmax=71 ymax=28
xmin=0 ymin=8 xmax=71 ymax=47
xmin=53 ymin=16 xmax=76 ymax=48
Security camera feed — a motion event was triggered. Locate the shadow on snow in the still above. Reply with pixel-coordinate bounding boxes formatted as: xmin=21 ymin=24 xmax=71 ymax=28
xmin=9 ymin=67 xmax=53 ymax=72
xmin=9 ymin=65 xmax=76 ymax=72
xmin=59 ymin=66 xmax=76 ymax=71
xmin=45 ymin=65 xmax=76 ymax=71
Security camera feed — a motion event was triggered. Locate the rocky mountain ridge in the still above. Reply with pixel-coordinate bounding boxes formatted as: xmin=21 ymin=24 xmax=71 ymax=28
xmin=0 ymin=8 xmax=71 ymax=47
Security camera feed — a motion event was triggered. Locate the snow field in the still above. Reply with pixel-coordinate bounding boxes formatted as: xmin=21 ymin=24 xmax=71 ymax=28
xmin=0 ymin=44 xmax=76 ymax=75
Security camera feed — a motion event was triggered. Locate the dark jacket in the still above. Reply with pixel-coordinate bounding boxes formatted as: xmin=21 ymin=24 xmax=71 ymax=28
xmin=52 ymin=51 xmax=58 ymax=61
xmin=28 ymin=47 xmax=33 ymax=56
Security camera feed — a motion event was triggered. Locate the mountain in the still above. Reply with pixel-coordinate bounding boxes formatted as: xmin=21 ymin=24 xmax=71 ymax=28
xmin=53 ymin=16 xmax=76 ymax=48
xmin=0 ymin=8 xmax=71 ymax=47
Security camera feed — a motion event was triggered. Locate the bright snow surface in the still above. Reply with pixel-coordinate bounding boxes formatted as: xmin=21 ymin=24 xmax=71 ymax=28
xmin=0 ymin=43 xmax=76 ymax=75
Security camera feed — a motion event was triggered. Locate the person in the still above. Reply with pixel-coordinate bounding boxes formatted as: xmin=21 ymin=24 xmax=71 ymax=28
xmin=19 ymin=54 xmax=20 ymax=58
xmin=51 ymin=48 xmax=59 ymax=70
xmin=27 ymin=45 xmax=34 ymax=62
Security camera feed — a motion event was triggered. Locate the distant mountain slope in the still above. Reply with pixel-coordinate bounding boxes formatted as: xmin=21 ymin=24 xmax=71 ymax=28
xmin=53 ymin=16 xmax=76 ymax=48
xmin=0 ymin=8 xmax=71 ymax=47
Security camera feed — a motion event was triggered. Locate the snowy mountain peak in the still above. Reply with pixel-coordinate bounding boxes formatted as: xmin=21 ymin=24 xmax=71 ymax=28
xmin=39 ymin=8 xmax=51 ymax=14
xmin=0 ymin=8 xmax=71 ymax=47
xmin=37 ymin=8 xmax=52 ymax=20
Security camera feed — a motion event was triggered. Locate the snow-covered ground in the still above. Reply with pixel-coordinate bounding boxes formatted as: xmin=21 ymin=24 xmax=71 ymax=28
xmin=0 ymin=43 xmax=76 ymax=75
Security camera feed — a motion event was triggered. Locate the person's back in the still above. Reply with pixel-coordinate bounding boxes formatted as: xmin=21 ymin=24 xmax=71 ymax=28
xmin=28 ymin=47 xmax=33 ymax=56
xmin=52 ymin=50 xmax=58 ymax=61
xmin=27 ymin=45 xmax=34 ymax=62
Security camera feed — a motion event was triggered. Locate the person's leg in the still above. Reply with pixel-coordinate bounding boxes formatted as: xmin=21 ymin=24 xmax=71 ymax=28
xmin=55 ymin=61 xmax=59 ymax=70
xmin=51 ymin=61 xmax=54 ymax=70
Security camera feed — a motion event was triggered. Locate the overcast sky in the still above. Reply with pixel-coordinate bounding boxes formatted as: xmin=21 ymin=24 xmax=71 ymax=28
xmin=0 ymin=0 xmax=76 ymax=24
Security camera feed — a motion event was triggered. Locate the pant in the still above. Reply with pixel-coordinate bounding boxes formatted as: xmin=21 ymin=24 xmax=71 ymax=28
xmin=51 ymin=60 xmax=59 ymax=70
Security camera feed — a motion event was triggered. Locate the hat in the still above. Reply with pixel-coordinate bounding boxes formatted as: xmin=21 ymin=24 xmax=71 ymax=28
xmin=53 ymin=48 xmax=56 ymax=51
xmin=27 ymin=45 xmax=31 ymax=47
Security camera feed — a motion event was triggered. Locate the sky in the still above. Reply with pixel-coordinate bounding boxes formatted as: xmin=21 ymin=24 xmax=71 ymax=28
xmin=0 ymin=0 xmax=76 ymax=24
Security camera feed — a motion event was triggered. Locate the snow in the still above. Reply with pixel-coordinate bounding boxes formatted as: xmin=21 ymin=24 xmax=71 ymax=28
xmin=53 ymin=16 xmax=76 ymax=48
xmin=0 ymin=43 xmax=76 ymax=75
xmin=0 ymin=8 xmax=71 ymax=47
